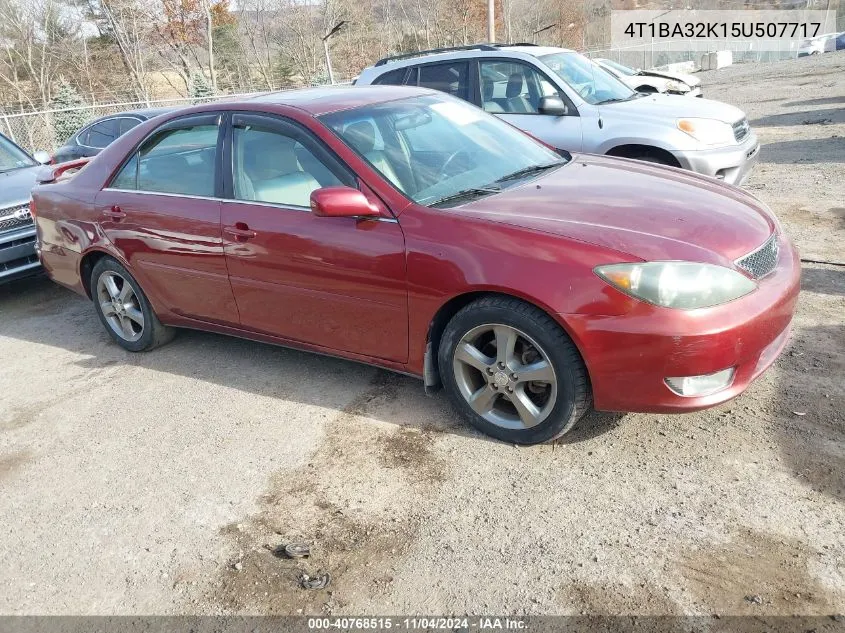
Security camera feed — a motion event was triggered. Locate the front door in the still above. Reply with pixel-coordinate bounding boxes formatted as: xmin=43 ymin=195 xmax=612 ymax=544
xmin=220 ymin=113 xmax=408 ymax=363
xmin=97 ymin=113 xmax=240 ymax=326
xmin=477 ymin=59 xmax=584 ymax=152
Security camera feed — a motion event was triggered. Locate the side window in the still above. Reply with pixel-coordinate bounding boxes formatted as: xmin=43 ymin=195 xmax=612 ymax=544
xmin=85 ymin=119 xmax=118 ymax=148
xmin=479 ymin=61 xmax=556 ymax=115
xmin=111 ymin=154 xmax=138 ymax=190
xmin=118 ymin=118 xmax=142 ymax=136
xmin=417 ymin=62 xmax=469 ymax=101
xmin=232 ymin=116 xmax=347 ymax=208
xmin=373 ymin=68 xmax=406 ymax=85
xmin=110 ymin=117 xmax=219 ymax=196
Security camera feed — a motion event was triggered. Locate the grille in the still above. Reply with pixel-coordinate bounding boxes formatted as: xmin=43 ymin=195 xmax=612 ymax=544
xmin=0 ymin=253 xmax=38 ymax=274
xmin=0 ymin=203 xmax=33 ymax=233
xmin=736 ymin=234 xmax=779 ymax=279
xmin=733 ymin=118 xmax=750 ymax=143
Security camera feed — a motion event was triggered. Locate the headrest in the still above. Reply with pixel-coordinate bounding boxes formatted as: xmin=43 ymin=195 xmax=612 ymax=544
xmin=344 ymin=120 xmax=377 ymax=154
xmin=506 ymin=72 xmax=525 ymax=98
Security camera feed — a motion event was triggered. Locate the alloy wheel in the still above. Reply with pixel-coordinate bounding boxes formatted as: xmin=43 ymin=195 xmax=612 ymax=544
xmin=452 ymin=323 xmax=557 ymax=430
xmin=96 ymin=271 xmax=145 ymax=342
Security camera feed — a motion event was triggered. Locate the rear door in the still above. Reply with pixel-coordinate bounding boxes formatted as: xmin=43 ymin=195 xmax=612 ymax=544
xmin=97 ymin=113 xmax=239 ymax=325
xmin=220 ymin=112 xmax=408 ymax=362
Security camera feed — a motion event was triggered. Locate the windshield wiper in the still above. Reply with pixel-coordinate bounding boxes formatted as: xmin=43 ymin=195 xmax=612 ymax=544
xmin=428 ymin=186 xmax=501 ymax=208
xmin=494 ymin=161 xmax=565 ymax=184
xmin=596 ymin=97 xmax=627 ymax=105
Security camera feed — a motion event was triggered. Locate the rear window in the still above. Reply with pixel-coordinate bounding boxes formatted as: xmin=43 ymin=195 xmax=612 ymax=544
xmin=415 ymin=62 xmax=469 ymax=101
xmin=373 ymin=68 xmax=407 ymax=85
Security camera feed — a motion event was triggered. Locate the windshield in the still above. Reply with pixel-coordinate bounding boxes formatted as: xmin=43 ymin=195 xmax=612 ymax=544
xmin=0 ymin=134 xmax=37 ymax=172
xmin=598 ymin=59 xmax=637 ymax=76
xmin=321 ymin=94 xmax=565 ymax=206
xmin=540 ymin=52 xmax=636 ymax=105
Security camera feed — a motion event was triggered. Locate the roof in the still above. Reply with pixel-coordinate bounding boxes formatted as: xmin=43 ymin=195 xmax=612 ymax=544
xmin=87 ymin=106 xmax=176 ymax=126
xmin=249 ymin=84 xmax=438 ymax=115
xmin=505 ymin=45 xmax=571 ymax=57
xmin=357 ymin=44 xmax=574 ymax=81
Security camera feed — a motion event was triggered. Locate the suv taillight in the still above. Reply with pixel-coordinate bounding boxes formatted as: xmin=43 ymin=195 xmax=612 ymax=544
xmin=29 ymin=199 xmax=37 ymax=220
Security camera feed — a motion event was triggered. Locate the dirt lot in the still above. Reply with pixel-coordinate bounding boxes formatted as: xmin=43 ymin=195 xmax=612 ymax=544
xmin=1 ymin=52 xmax=843 ymax=616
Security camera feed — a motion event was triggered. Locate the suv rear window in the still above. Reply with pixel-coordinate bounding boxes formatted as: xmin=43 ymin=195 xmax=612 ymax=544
xmin=415 ymin=62 xmax=469 ymax=101
xmin=373 ymin=68 xmax=407 ymax=85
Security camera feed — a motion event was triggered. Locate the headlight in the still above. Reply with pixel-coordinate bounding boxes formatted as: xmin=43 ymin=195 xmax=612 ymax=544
xmin=666 ymin=80 xmax=689 ymax=93
xmin=677 ymin=118 xmax=735 ymax=147
xmin=594 ymin=262 xmax=756 ymax=309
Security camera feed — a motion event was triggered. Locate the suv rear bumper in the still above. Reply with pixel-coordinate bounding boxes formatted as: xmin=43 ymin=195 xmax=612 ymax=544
xmin=675 ymin=131 xmax=760 ymax=186
xmin=0 ymin=226 xmax=41 ymax=284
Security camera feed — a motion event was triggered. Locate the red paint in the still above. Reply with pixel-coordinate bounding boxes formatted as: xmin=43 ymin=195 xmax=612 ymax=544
xmin=32 ymin=87 xmax=800 ymax=414
xmin=310 ymin=186 xmax=380 ymax=218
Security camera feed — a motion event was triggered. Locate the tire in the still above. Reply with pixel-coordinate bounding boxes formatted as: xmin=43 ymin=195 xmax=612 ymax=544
xmin=438 ymin=296 xmax=591 ymax=444
xmin=636 ymin=85 xmax=658 ymax=93
xmin=91 ymin=257 xmax=174 ymax=352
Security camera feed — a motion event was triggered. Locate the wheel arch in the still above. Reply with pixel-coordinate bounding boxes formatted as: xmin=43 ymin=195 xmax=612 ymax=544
xmin=423 ymin=289 xmax=590 ymax=392
xmin=605 ymin=143 xmax=682 ymax=167
xmin=79 ymin=247 xmax=132 ymax=299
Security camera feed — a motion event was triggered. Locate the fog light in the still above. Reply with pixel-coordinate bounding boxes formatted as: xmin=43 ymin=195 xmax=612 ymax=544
xmin=664 ymin=368 xmax=735 ymax=397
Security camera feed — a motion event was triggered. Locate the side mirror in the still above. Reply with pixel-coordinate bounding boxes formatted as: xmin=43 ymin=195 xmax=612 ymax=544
xmin=538 ymin=96 xmax=569 ymax=116
xmin=310 ymin=186 xmax=380 ymax=218
xmin=33 ymin=150 xmax=52 ymax=164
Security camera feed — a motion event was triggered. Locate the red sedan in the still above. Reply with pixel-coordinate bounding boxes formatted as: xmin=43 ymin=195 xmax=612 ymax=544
xmin=32 ymin=86 xmax=800 ymax=444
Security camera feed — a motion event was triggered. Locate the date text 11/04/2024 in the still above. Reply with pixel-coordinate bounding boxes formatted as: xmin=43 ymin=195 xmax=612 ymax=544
xmin=307 ymin=617 xmax=526 ymax=630
xmin=623 ymin=21 xmax=821 ymax=38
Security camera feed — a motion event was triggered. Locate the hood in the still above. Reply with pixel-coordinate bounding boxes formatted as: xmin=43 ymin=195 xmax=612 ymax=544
xmin=638 ymin=69 xmax=701 ymax=88
xmin=602 ymin=92 xmax=743 ymax=123
xmin=456 ymin=154 xmax=775 ymax=264
xmin=0 ymin=165 xmax=40 ymax=209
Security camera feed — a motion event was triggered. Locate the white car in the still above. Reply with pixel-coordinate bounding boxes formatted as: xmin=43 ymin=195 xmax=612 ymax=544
xmin=797 ymin=33 xmax=838 ymax=56
xmin=595 ymin=58 xmax=702 ymax=97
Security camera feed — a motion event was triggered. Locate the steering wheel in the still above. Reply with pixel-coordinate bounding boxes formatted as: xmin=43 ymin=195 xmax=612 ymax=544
xmin=438 ymin=150 xmax=472 ymax=180
xmin=580 ymin=82 xmax=595 ymax=100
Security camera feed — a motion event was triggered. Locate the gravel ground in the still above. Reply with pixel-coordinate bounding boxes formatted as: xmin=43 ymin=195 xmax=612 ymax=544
xmin=0 ymin=52 xmax=843 ymax=616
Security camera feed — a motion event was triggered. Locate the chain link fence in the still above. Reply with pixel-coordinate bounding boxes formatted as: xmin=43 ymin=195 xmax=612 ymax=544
xmin=0 ymin=93 xmax=261 ymax=154
xmin=584 ymin=40 xmax=806 ymax=71
xmin=1 ymin=80 xmax=352 ymax=154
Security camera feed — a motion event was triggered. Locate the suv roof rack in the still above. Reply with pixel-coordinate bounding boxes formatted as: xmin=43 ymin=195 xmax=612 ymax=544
xmin=374 ymin=43 xmax=500 ymax=66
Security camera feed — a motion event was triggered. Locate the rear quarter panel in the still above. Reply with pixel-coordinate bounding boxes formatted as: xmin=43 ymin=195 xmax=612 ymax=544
xmin=34 ymin=182 xmax=111 ymax=295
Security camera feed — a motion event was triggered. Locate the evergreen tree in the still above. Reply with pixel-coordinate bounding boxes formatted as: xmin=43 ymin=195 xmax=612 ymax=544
xmin=189 ymin=73 xmax=215 ymax=104
xmin=50 ymin=82 xmax=90 ymax=145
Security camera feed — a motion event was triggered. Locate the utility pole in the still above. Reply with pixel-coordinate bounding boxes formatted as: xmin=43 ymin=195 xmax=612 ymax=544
xmin=322 ymin=21 xmax=346 ymax=85
xmin=487 ymin=0 xmax=495 ymax=42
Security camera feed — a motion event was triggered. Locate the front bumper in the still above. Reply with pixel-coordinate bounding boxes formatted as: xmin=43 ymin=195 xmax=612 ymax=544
xmin=561 ymin=234 xmax=800 ymax=413
xmin=680 ymin=86 xmax=702 ymax=97
xmin=0 ymin=225 xmax=40 ymax=284
xmin=675 ymin=130 xmax=760 ymax=186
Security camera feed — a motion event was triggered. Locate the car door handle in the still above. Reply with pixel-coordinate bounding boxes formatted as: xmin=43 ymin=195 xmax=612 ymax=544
xmin=224 ymin=223 xmax=257 ymax=241
xmin=102 ymin=205 xmax=126 ymax=220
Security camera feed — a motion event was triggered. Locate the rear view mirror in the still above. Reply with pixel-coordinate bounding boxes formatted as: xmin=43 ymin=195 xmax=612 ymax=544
xmin=538 ymin=96 xmax=569 ymax=116
xmin=310 ymin=186 xmax=380 ymax=218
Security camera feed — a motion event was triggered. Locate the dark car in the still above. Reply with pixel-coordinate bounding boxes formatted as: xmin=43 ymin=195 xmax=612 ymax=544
xmin=32 ymin=86 xmax=798 ymax=444
xmin=52 ymin=107 xmax=174 ymax=163
xmin=1 ymin=132 xmax=52 ymax=283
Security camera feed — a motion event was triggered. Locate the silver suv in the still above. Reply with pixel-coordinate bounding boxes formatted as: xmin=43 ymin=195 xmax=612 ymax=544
xmin=355 ymin=44 xmax=759 ymax=185
xmin=0 ymin=133 xmax=49 ymax=284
